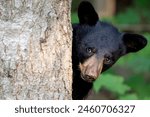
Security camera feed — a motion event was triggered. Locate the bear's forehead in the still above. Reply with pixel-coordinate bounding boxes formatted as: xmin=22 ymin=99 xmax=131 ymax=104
xmin=80 ymin=22 xmax=121 ymax=42
xmin=82 ymin=29 xmax=122 ymax=49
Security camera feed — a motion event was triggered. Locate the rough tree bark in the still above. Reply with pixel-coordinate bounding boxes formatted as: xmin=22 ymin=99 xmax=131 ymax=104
xmin=0 ymin=0 xmax=72 ymax=99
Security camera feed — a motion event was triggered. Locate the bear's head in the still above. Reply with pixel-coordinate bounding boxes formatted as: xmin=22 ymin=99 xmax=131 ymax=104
xmin=73 ymin=1 xmax=147 ymax=82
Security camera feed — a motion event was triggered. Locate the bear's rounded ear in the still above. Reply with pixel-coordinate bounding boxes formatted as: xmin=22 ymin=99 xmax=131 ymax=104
xmin=78 ymin=1 xmax=99 ymax=26
xmin=122 ymin=33 xmax=147 ymax=53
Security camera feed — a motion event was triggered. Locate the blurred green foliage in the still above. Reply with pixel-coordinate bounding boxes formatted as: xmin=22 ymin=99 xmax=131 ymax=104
xmin=114 ymin=8 xmax=140 ymax=24
xmin=71 ymin=0 xmax=150 ymax=100
xmin=71 ymin=13 xmax=78 ymax=24
xmin=93 ymin=74 xmax=130 ymax=95
xmin=115 ymin=0 xmax=150 ymax=24
xmin=134 ymin=0 xmax=150 ymax=9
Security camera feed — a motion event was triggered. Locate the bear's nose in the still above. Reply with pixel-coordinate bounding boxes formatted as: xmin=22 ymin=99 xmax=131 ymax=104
xmin=84 ymin=75 xmax=96 ymax=82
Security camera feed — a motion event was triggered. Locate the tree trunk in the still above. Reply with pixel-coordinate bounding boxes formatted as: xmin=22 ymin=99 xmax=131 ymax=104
xmin=0 ymin=0 xmax=72 ymax=99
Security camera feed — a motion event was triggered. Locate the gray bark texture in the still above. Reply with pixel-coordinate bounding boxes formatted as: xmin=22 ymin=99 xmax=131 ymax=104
xmin=0 ymin=0 xmax=72 ymax=99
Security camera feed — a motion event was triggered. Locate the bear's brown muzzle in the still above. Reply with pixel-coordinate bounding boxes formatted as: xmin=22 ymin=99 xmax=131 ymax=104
xmin=79 ymin=55 xmax=103 ymax=82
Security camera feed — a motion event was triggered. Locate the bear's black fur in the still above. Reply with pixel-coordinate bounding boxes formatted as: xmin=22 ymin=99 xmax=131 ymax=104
xmin=72 ymin=1 xmax=147 ymax=100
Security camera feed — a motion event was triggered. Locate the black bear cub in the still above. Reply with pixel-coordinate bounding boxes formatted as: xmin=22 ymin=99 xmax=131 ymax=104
xmin=72 ymin=1 xmax=147 ymax=100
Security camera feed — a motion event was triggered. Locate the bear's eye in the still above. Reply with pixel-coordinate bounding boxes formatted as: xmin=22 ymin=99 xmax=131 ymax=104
xmin=86 ymin=47 xmax=96 ymax=54
xmin=104 ymin=56 xmax=112 ymax=64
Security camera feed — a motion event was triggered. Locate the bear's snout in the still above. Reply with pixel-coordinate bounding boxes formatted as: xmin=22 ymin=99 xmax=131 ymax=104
xmin=79 ymin=55 xmax=103 ymax=82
